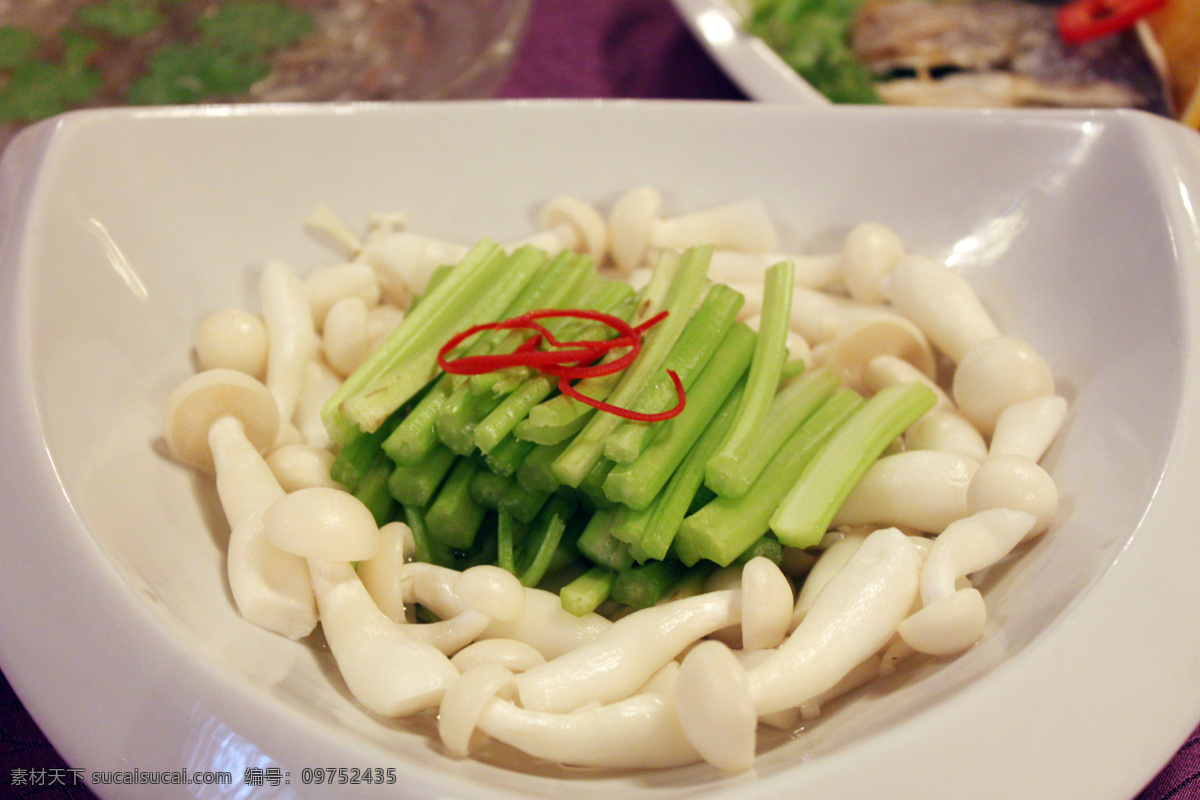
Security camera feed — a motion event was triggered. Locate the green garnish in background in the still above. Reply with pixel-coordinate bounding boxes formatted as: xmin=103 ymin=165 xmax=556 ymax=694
xmin=745 ymin=0 xmax=882 ymax=104
xmin=0 ymin=0 xmax=315 ymax=124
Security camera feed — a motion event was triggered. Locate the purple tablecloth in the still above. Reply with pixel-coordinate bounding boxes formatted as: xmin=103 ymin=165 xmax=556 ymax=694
xmin=1 ymin=1 xmax=1197 ymax=798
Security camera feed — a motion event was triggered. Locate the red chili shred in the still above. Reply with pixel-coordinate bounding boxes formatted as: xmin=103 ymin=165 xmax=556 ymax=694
xmin=437 ymin=308 xmax=686 ymax=421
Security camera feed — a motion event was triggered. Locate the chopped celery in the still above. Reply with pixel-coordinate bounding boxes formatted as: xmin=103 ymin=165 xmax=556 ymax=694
xmin=425 ymin=458 xmax=486 ymax=550
xmin=705 ymin=259 xmax=794 ymax=497
xmin=611 ymin=560 xmax=688 ymax=609
xmin=560 ymin=566 xmax=617 ymax=616
xmin=770 ymin=381 xmax=937 ymax=548
xmin=386 ymin=443 xmax=456 ymax=508
xmin=551 ymin=246 xmax=714 ymax=487
xmin=603 ymin=323 xmax=756 ymax=510
xmin=674 ymin=388 xmax=864 ymax=567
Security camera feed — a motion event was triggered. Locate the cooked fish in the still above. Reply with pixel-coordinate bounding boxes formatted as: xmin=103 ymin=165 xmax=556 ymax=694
xmin=851 ymin=0 xmax=1171 ymax=114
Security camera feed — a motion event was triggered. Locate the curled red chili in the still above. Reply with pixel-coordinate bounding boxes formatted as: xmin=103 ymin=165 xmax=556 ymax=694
xmin=436 ymin=308 xmax=686 ymax=421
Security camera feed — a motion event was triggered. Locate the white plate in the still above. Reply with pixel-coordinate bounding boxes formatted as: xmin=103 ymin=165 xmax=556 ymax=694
xmin=671 ymin=0 xmax=832 ymax=104
xmin=1 ymin=101 xmax=1200 ymax=800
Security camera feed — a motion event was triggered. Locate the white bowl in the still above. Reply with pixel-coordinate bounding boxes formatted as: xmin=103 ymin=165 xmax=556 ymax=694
xmin=2 ymin=101 xmax=1200 ymax=800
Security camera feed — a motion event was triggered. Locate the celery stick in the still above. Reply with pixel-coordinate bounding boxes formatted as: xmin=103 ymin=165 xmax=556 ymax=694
xmin=322 ymin=239 xmax=505 ymax=443
xmin=498 ymin=481 xmax=552 ymax=523
xmin=425 ymin=458 xmax=487 ymax=550
xmin=516 ymin=439 xmax=570 ymax=494
xmin=353 ymin=451 xmax=395 ymax=527
xmin=770 ymin=381 xmax=938 ymax=548
xmin=340 ymin=246 xmax=545 ymax=435
xmin=560 ymin=566 xmax=617 ymax=616
xmin=712 ymin=367 xmax=841 ymax=499
xmin=604 ymin=283 xmax=744 ymax=464
xmin=402 ymin=503 xmax=456 ymax=568
xmin=674 ymin=389 xmax=864 ymax=567
xmin=734 ymin=535 xmax=784 ymax=566
xmin=386 ymin=443 xmax=457 ymax=508
xmin=578 ymin=458 xmax=615 ymax=510
xmin=484 ymin=433 xmax=536 ymax=476
xmin=516 ymin=496 xmax=574 ymax=587
xmin=331 ymin=410 xmax=403 ymax=490
xmin=576 ymin=507 xmax=634 ymax=571
xmin=611 ymin=560 xmax=687 ymax=610
xmin=603 ymin=323 xmax=757 ymax=510
xmin=551 ymin=246 xmax=714 ymax=487
xmin=616 ymin=378 xmax=746 ymax=562
xmin=406 ymin=264 xmax=453 ymax=312
xmin=383 ymin=249 xmax=567 ymax=465
xmin=517 ymin=249 xmax=680 ymax=440
xmin=474 ymin=281 xmax=638 ymax=452
xmin=436 ymin=384 xmax=497 ymax=455
xmin=705 ymin=259 xmax=795 ymax=497
xmin=659 ymin=563 xmax=716 ymax=604
xmin=497 ymin=510 xmax=525 ymax=574
xmin=382 ymin=376 xmax=453 ymax=466
xmin=469 ymin=468 xmax=513 ymax=509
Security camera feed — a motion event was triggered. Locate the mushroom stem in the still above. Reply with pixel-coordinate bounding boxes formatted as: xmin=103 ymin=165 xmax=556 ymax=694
xmin=513 ymin=590 xmax=741 ymax=713
xmin=259 ymin=260 xmax=315 ymax=426
xmin=746 ymin=528 xmax=921 ymax=716
xmin=880 ymin=254 xmax=1000 ymax=363
xmin=307 ymin=559 xmax=459 ymax=716
xmin=832 ymin=450 xmax=980 ymax=534
xmin=209 ymin=416 xmax=317 ymax=639
xmin=466 ymin=684 xmax=702 ymax=769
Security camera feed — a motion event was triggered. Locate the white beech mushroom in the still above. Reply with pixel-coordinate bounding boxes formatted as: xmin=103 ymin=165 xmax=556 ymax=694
xmin=302 ymin=262 xmax=380 ymax=331
xmin=988 ymin=395 xmax=1069 ymax=461
xmin=263 ymin=443 xmax=340 ymax=492
xmin=863 ymin=354 xmax=987 ymax=461
xmin=403 ymin=563 xmax=611 ymax=659
xmin=358 ymin=231 xmax=470 ymax=303
xmin=291 ymin=355 xmax=342 ymax=451
xmin=952 ymin=336 xmax=1056 ymax=436
xmin=259 ymin=259 xmax=316 ymax=427
xmin=193 ymin=308 xmax=268 ymax=378
xmin=880 ymin=253 xmax=1000 ymax=363
xmin=306 ymin=559 xmax=459 ymax=716
xmin=965 ymin=453 xmax=1059 ymax=538
xmin=790 ymin=531 xmax=867 ymax=629
xmin=607 ymin=187 xmax=780 ymax=272
xmin=502 ymin=196 xmax=608 ymax=263
xmin=707 ymin=250 xmax=842 ymax=290
xmin=162 ymin=369 xmax=316 ymax=638
xmin=262 ymin=487 xmax=381 ymax=562
xmin=449 ymin=639 xmax=547 ymax=674
xmin=675 ymin=640 xmax=757 ymax=772
xmin=440 ymin=665 xmax=702 ymax=768
xmin=303 ymin=203 xmax=362 ymax=257
xmin=321 ymin=296 xmax=371 ymax=378
xmin=745 ymin=528 xmax=921 ymax=716
xmin=513 ymin=589 xmax=742 ymax=712
xmin=740 ymin=556 xmax=795 ymax=650
xmin=832 ymin=450 xmax=980 ymax=534
xmin=897 ymin=508 xmax=1036 ymax=655
xmin=358 ymin=521 xmax=412 ymax=622
xmin=841 ymin=222 xmax=906 ymax=304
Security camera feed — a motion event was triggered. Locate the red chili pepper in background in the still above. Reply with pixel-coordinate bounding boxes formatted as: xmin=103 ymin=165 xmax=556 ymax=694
xmin=1056 ymin=0 xmax=1168 ymax=45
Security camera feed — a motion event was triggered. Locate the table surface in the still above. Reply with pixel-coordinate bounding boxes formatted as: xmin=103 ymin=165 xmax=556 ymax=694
xmin=1 ymin=1 xmax=1197 ymax=798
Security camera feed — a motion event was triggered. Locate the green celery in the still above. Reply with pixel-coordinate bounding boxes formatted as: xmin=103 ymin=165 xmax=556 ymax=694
xmin=559 ymin=566 xmax=617 ymax=616
xmin=386 ymin=443 xmax=457 ymax=508
xmin=516 ymin=439 xmax=570 ymax=494
xmin=498 ymin=481 xmax=552 ymax=523
xmin=771 ymin=381 xmax=937 ymax=548
xmin=321 ymin=239 xmax=506 ymax=443
xmin=714 ymin=366 xmax=841 ymax=499
xmin=603 ymin=282 xmax=745 ymax=465
xmin=515 ymin=496 xmax=574 ymax=587
xmin=330 ymin=410 xmax=402 ymax=491
xmin=484 ymin=434 xmax=536 ymax=477
xmin=551 ymin=246 xmax=714 ymax=487
xmin=425 ymin=458 xmax=487 ymax=550
xmin=469 ymin=469 xmax=512 ymax=510
xmin=352 ymin=451 xmax=395 ymax=527
xmin=611 ymin=560 xmax=688 ymax=610
xmin=340 ymin=247 xmax=542 ymax=438
xmin=603 ymin=323 xmax=757 ymax=510
xmin=674 ymin=388 xmax=864 ymax=567
xmin=705 ymin=259 xmax=795 ymax=497
xmin=576 ymin=507 xmax=634 ymax=572
xmin=402 ymin=503 xmax=456 ymax=568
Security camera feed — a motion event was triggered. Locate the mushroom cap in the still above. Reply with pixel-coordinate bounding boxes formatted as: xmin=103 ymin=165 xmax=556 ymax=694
xmin=608 ymin=186 xmax=662 ymax=272
xmin=162 ymin=368 xmax=281 ymax=473
xmin=740 ymin=557 xmax=794 ymax=651
xmin=454 ymin=565 xmax=525 ymax=622
xmin=841 ymin=222 xmax=904 ymax=304
xmin=194 ymin=308 xmax=269 ymax=378
xmin=540 ymin=196 xmax=609 ymax=263
xmin=952 ymin=336 xmax=1056 ymax=436
xmin=263 ymin=486 xmax=381 ymax=561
